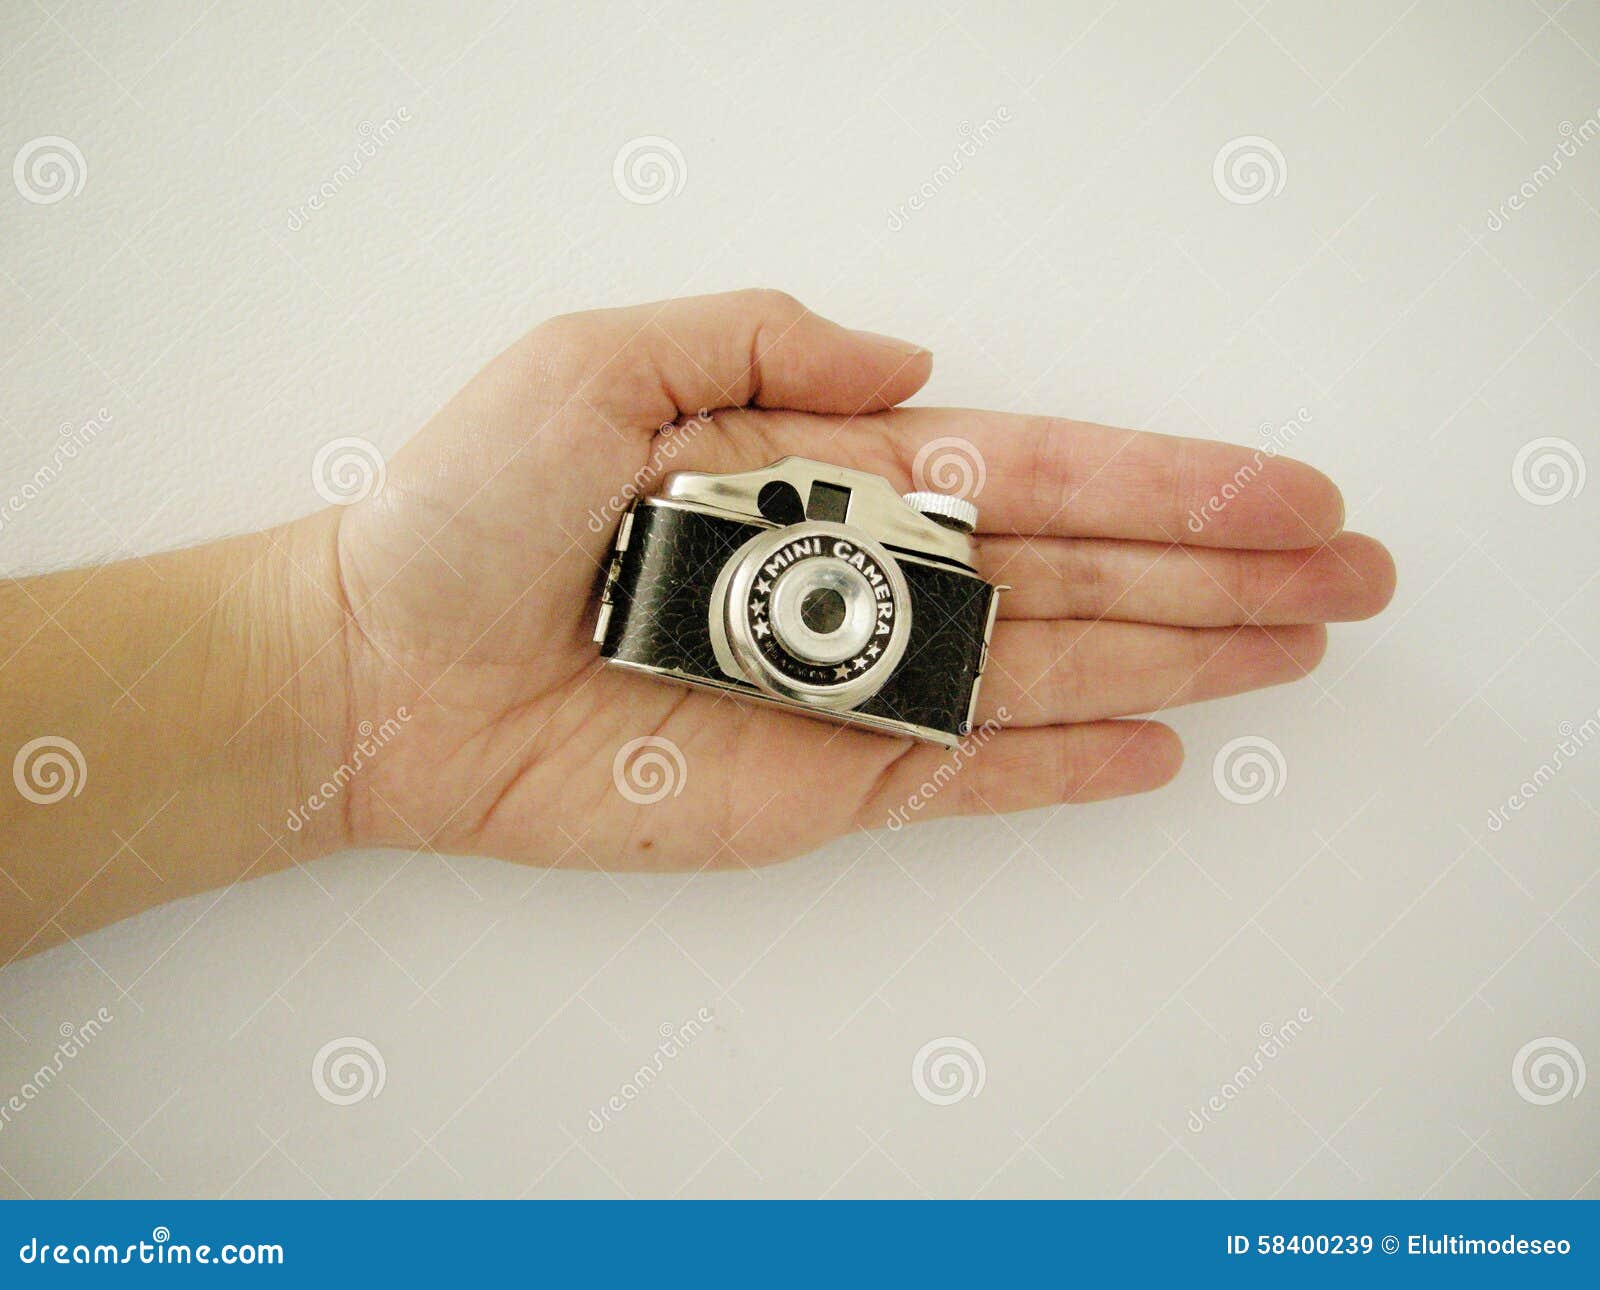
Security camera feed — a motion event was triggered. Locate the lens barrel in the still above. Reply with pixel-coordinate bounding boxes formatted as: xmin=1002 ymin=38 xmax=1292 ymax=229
xmin=715 ymin=521 xmax=912 ymax=710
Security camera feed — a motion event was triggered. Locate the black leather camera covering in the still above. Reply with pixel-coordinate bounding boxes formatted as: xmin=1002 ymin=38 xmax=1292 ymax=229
xmin=599 ymin=503 xmax=994 ymax=738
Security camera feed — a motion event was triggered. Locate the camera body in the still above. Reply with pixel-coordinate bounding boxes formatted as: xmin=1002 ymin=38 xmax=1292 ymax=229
xmin=594 ymin=457 xmax=1001 ymax=746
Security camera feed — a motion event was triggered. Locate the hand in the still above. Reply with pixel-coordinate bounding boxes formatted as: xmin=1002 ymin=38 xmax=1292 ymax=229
xmin=329 ymin=289 xmax=1395 ymax=873
xmin=0 ymin=287 xmax=1396 ymax=957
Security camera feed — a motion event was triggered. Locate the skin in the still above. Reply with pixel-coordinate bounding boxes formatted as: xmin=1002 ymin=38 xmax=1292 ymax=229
xmin=0 ymin=289 xmax=1396 ymax=962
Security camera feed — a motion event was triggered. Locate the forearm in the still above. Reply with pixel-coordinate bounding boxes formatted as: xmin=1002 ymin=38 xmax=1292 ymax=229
xmin=0 ymin=512 xmax=350 ymax=961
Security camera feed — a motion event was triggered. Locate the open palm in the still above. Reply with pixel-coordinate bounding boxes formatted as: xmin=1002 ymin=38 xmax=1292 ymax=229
xmin=330 ymin=290 xmax=1394 ymax=872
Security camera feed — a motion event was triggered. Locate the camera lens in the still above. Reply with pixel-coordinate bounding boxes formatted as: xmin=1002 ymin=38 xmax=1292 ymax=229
xmin=769 ymin=559 xmax=878 ymax=665
xmin=712 ymin=520 xmax=912 ymax=711
xmin=801 ymin=587 xmax=846 ymax=634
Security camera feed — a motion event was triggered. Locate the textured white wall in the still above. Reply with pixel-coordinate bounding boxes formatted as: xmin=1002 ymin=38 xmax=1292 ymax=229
xmin=2 ymin=0 xmax=1597 ymax=1198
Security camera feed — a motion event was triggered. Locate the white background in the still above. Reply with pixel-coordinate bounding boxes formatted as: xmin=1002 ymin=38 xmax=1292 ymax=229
xmin=2 ymin=0 xmax=1597 ymax=1198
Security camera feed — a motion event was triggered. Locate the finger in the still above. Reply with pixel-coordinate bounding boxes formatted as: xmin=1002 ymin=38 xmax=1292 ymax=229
xmin=976 ymin=621 xmax=1327 ymax=726
xmin=530 ymin=288 xmax=932 ymax=425
xmin=983 ymin=532 xmax=1397 ymax=626
xmin=855 ymin=720 xmax=1183 ymax=827
xmin=880 ymin=407 xmax=1343 ymax=547
xmin=702 ymin=405 xmax=1344 ymax=548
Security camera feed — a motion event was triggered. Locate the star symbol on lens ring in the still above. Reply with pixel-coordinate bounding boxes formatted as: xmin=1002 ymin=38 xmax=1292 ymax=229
xmin=752 ymin=617 xmax=771 ymax=639
xmin=833 ymin=664 xmax=851 ymax=679
xmin=866 ymin=643 xmax=881 ymax=657
xmin=754 ymin=578 xmax=772 ymax=596
xmin=852 ymin=656 xmax=870 ymax=671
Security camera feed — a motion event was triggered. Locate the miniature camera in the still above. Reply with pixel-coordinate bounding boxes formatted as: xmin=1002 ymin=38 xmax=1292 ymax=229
xmin=593 ymin=457 xmax=1001 ymax=746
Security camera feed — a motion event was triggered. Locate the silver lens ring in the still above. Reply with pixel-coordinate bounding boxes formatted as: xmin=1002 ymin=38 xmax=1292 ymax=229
xmin=718 ymin=521 xmax=912 ymax=711
xmin=768 ymin=558 xmax=878 ymax=665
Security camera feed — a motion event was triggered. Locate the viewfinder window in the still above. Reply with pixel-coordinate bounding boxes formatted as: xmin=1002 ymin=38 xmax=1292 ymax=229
xmin=807 ymin=481 xmax=851 ymax=523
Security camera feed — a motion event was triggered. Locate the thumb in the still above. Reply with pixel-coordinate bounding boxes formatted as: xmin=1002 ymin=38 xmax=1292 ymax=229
xmin=527 ymin=288 xmax=932 ymax=424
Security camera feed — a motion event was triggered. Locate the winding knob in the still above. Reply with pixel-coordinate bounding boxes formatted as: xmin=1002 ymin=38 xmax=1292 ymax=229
xmin=901 ymin=490 xmax=979 ymax=534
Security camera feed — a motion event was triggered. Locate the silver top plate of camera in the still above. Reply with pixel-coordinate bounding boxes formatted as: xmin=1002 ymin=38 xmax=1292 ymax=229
xmin=661 ymin=457 xmax=980 ymax=569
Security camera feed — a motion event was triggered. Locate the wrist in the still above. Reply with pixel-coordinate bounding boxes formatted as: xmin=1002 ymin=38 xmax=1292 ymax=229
xmin=0 ymin=514 xmax=355 ymax=956
xmin=240 ymin=510 xmax=356 ymax=860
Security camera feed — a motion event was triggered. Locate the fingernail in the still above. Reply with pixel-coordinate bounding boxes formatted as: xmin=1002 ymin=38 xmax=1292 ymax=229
xmin=849 ymin=328 xmax=929 ymax=358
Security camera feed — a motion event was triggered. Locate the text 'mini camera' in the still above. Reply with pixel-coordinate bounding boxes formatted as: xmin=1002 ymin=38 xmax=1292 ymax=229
xmin=594 ymin=458 xmax=1001 ymax=746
